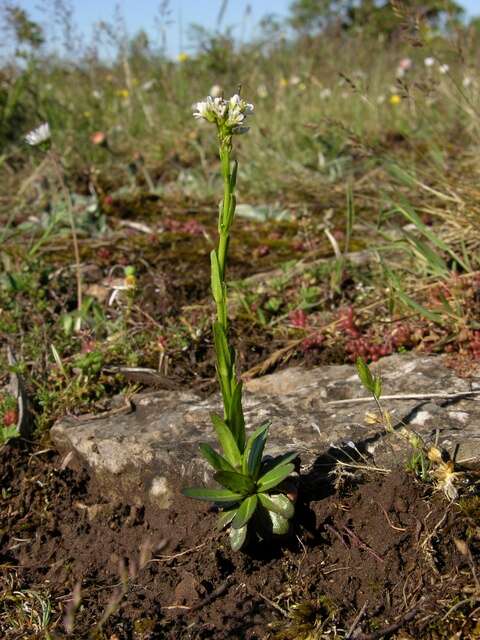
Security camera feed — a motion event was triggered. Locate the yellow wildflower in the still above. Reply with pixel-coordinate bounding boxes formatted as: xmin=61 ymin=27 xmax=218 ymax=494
xmin=389 ymin=94 xmax=401 ymax=106
xmin=177 ymin=52 xmax=189 ymax=63
xmin=117 ymin=88 xmax=129 ymax=99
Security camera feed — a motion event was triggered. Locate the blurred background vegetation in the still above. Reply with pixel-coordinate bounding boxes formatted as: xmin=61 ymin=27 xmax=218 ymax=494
xmin=1 ymin=0 xmax=480 ymax=432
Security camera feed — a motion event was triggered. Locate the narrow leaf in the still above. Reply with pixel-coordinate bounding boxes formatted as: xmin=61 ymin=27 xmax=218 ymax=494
xmin=182 ymin=487 xmax=243 ymax=503
xmin=213 ymin=322 xmax=232 ymax=395
xmin=214 ymin=470 xmax=255 ymax=494
xmin=210 ymin=250 xmax=224 ymax=303
xmin=211 ymin=413 xmax=241 ymax=466
xmin=259 ymin=451 xmax=298 ymax=477
xmin=217 ymin=508 xmax=237 ymax=530
xmin=356 ymin=357 xmax=374 ymax=393
xmin=231 ymin=495 xmax=258 ymax=529
xmin=199 ymin=443 xmax=236 ymax=472
xmin=228 ymin=380 xmax=245 ymax=451
xmin=258 ymin=463 xmax=295 ymax=492
xmin=242 ymin=422 xmax=271 ymax=475
xmin=248 ymin=424 xmax=270 ymax=479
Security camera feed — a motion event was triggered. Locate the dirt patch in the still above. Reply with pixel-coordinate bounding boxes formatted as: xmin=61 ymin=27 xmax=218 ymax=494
xmin=1 ymin=441 xmax=479 ymax=639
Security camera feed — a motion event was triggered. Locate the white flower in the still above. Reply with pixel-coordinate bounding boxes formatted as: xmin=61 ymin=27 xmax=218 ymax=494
xmin=320 ymin=88 xmax=332 ymax=99
xmin=289 ymin=75 xmax=301 ymax=86
xmin=193 ymin=93 xmax=253 ymax=134
xmin=439 ymin=64 xmax=450 ymax=74
xmin=25 ymin=122 xmax=51 ymax=146
xmin=424 ymin=57 xmax=435 ymax=67
xmin=209 ymin=84 xmax=223 ymax=97
xmin=463 ymin=76 xmax=473 ymax=88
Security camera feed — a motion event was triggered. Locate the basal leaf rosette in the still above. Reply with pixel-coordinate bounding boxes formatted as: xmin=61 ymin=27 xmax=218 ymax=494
xmin=183 ymin=419 xmax=297 ymax=551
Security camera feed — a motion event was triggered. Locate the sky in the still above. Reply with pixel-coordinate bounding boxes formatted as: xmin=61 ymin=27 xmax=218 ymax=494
xmin=9 ymin=0 xmax=480 ymax=58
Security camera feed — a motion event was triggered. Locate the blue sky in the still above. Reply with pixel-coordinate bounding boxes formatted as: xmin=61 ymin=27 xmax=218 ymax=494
xmin=13 ymin=0 xmax=480 ymax=57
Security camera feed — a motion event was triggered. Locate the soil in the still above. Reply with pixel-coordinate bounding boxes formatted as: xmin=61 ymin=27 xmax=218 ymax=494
xmin=1 ymin=441 xmax=479 ymax=639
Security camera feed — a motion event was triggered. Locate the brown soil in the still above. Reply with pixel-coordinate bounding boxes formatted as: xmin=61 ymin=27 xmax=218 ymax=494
xmin=1 ymin=442 xmax=479 ymax=639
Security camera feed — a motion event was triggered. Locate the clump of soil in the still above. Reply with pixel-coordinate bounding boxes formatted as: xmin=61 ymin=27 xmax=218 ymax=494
xmin=1 ymin=442 xmax=479 ymax=639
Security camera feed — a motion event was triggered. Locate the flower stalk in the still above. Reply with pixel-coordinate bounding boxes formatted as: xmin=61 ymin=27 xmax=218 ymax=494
xmin=183 ymin=93 xmax=297 ymax=551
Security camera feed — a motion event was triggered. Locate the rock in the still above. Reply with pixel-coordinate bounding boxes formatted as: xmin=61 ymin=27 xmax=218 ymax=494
xmin=50 ymin=354 xmax=480 ymax=507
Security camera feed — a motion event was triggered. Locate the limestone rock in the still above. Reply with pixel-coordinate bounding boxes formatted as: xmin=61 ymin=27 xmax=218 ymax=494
xmin=50 ymin=354 xmax=480 ymax=506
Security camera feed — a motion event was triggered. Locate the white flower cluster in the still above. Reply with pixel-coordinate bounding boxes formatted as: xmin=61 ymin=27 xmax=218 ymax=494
xmin=25 ymin=122 xmax=51 ymax=146
xmin=193 ymin=93 xmax=254 ymax=134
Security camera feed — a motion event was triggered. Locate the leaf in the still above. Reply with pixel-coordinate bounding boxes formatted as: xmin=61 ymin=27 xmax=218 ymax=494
xmin=213 ymin=322 xmax=232 ymax=370
xmin=229 ymin=159 xmax=238 ymax=191
xmin=217 ymin=508 xmax=237 ymax=530
xmin=211 ymin=413 xmax=241 ymax=467
xmin=356 ymin=357 xmax=374 ymax=393
xmin=242 ymin=422 xmax=270 ymax=475
xmin=258 ymin=493 xmax=294 ymax=519
xmin=213 ymin=470 xmax=255 ymax=495
xmin=395 ymin=203 xmax=468 ymax=272
xmin=229 ymin=524 xmax=247 ymax=552
xmin=228 ymin=380 xmax=245 ymax=452
xmin=260 ymin=451 xmax=298 ymax=475
xmin=182 ymin=487 xmax=243 ymax=503
xmin=231 ymin=495 xmax=258 ymax=529
xmin=210 ymin=249 xmax=224 ymax=303
xmin=213 ymin=322 xmax=232 ymax=401
xmin=257 ymin=463 xmax=295 ymax=492
xmin=373 ymin=376 xmax=382 ymax=400
xmin=247 ymin=423 xmax=270 ymax=479
xmin=385 ymin=265 xmax=443 ymax=324
xmin=199 ymin=443 xmax=236 ymax=472
xmin=266 ymin=509 xmax=290 ymax=535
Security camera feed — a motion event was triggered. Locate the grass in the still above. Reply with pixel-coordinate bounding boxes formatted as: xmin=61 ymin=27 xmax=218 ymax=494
xmin=2 ymin=16 xmax=480 ymax=426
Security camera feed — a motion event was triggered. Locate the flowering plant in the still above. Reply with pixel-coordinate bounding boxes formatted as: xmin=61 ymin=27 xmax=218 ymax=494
xmin=182 ymin=94 xmax=297 ymax=551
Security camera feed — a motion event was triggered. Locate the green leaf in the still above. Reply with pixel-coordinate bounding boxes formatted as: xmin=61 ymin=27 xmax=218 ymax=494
xmin=229 ymin=523 xmax=247 ymax=551
xmin=229 ymin=159 xmax=238 ymax=190
xmin=226 ymin=194 xmax=237 ymax=228
xmin=199 ymin=443 xmax=236 ymax=472
xmin=385 ymin=267 xmax=443 ymax=324
xmin=242 ymin=422 xmax=270 ymax=476
xmin=356 ymin=357 xmax=374 ymax=393
xmin=231 ymin=495 xmax=258 ymax=529
xmin=267 ymin=510 xmax=290 ymax=535
xmin=260 ymin=451 xmax=298 ymax=477
xmin=182 ymin=487 xmax=243 ymax=503
xmin=373 ymin=376 xmax=382 ymax=400
xmin=213 ymin=322 xmax=232 ymax=399
xmin=247 ymin=423 xmax=270 ymax=479
xmin=257 ymin=463 xmax=295 ymax=492
xmin=210 ymin=249 xmax=224 ymax=303
xmin=216 ymin=508 xmax=237 ymax=530
xmin=395 ymin=203 xmax=468 ymax=272
xmin=214 ymin=470 xmax=255 ymax=494
xmin=228 ymin=380 xmax=245 ymax=452
xmin=211 ymin=413 xmax=242 ymax=467
xmin=258 ymin=493 xmax=294 ymax=519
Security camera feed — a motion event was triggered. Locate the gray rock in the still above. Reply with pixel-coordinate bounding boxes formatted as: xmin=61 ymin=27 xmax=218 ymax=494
xmin=51 ymin=354 xmax=480 ymax=507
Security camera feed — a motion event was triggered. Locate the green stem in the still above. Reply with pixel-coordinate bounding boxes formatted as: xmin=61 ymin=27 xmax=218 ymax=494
xmin=211 ymin=133 xmax=245 ymax=448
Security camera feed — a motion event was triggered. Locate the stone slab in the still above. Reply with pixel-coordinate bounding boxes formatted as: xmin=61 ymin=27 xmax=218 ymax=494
xmin=51 ymin=354 xmax=480 ymax=507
